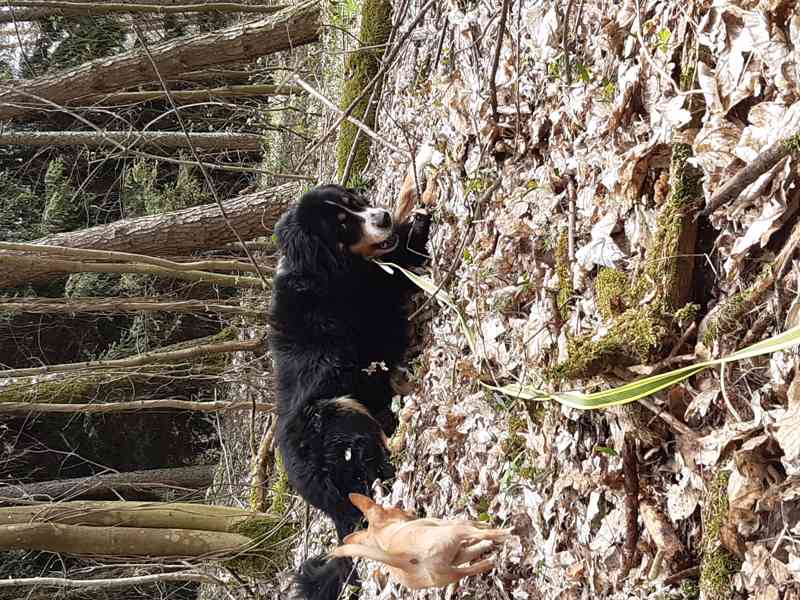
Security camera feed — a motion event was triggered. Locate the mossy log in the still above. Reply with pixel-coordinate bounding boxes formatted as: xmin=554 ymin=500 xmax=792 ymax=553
xmin=699 ymin=472 xmax=737 ymax=600
xmin=552 ymin=144 xmax=701 ymax=380
xmin=335 ymin=0 xmax=393 ymax=181
xmin=0 ymin=500 xmax=294 ymax=567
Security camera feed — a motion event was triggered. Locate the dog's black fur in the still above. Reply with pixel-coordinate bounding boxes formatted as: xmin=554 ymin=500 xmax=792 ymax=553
xmin=268 ymin=185 xmax=429 ymax=600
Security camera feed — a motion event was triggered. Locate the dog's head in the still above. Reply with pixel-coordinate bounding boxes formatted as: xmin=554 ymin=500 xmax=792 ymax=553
xmin=275 ymin=185 xmax=399 ymax=272
xmin=343 ymin=493 xmax=416 ymax=543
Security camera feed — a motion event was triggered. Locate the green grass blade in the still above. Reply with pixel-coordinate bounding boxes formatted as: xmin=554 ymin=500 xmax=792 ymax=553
xmin=378 ymin=261 xmax=477 ymax=354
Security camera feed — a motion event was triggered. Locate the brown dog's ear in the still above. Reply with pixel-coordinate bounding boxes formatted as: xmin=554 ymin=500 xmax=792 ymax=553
xmin=348 ymin=493 xmax=376 ymax=514
xmin=342 ymin=529 xmax=370 ymax=545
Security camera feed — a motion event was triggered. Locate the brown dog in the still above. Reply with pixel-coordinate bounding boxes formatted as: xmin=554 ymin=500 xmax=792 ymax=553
xmin=394 ymin=146 xmax=439 ymax=223
xmin=330 ymin=493 xmax=512 ymax=589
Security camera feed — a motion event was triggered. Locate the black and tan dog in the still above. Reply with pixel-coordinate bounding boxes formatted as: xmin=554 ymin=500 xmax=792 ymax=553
xmin=268 ymin=161 xmax=433 ymax=600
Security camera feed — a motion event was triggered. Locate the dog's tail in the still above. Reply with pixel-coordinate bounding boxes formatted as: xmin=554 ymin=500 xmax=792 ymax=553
xmin=292 ymin=555 xmax=358 ymax=600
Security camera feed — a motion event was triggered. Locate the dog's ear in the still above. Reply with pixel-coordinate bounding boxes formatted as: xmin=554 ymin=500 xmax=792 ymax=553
xmin=342 ymin=529 xmax=370 ymax=545
xmin=274 ymin=206 xmax=342 ymax=275
xmin=348 ymin=493 xmax=376 ymax=515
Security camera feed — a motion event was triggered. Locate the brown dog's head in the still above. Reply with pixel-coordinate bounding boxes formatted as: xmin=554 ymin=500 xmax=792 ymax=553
xmin=343 ymin=493 xmax=416 ymax=543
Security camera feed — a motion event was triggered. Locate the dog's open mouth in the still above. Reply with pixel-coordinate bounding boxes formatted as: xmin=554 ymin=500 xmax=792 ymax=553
xmin=371 ymin=233 xmax=399 ymax=255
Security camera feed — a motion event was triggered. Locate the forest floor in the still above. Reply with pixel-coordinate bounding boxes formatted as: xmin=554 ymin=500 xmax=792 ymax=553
xmin=212 ymin=1 xmax=800 ymax=599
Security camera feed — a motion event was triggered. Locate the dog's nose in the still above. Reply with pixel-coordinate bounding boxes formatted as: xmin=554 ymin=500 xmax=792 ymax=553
xmin=377 ymin=210 xmax=392 ymax=229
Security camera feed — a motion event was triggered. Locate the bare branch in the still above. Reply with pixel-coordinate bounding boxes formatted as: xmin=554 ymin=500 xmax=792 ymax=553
xmin=87 ymin=83 xmax=303 ymax=104
xmin=0 ymin=399 xmax=271 ymax=413
xmin=0 ymin=571 xmax=217 ymax=590
xmin=0 ymin=297 xmax=263 ymax=317
xmin=294 ymin=76 xmax=409 ymax=160
xmin=0 ymin=337 xmax=264 ymax=379
xmin=0 ymin=130 xmax=265 ymax=150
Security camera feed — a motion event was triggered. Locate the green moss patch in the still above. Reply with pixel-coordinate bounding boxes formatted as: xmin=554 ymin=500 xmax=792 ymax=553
xmin=335 ymin=0 xmax=393 ymax=182
xmin=226 ymin=513 xmax=298 ymax=577
xmin=551 ymin=144 xmax=701 ymax=381
xmin=699 ymin=471 xmax=739 ymax=600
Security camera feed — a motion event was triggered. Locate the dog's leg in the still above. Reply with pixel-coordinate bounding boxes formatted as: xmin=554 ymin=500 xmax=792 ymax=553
xmin=467 ymin=527 xmax=514 ymax=541
xmin=453 ymin=540 xmax=495 ymax=566
xmin=331 ymin=543 xmax=409 ymax=570
xmin=394 ymin=145 xmax=436 ymax=223
xmin=448 ymin=558 xmax=496 ymax=577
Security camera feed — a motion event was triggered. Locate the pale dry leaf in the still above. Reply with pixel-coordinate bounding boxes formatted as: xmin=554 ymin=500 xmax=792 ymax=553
xmin=685 ymin=386 xmax=720 ymax=420
xmin=666 ymin=469 xmax=704 ymax=521
xmin=641 ymin=501 xmax=685 ymax=558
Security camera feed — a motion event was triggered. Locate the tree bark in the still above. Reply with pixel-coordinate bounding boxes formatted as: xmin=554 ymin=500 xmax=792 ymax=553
xmin=0 ymin=0 xmax=320 ymax=121
xmin=0 ymin=1 xmax=286 ymax=24
xmin=0 ymin=182 xmax=297 ymax=289
xmin=0 ymin=465 xmax=216 ymax=503
xmin=0 ymin=130 xmax=265 ymax=151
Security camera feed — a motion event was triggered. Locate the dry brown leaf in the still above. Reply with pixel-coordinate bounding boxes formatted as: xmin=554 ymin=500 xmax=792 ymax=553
xmin=641 ymin=501 xmax=685 ymax=558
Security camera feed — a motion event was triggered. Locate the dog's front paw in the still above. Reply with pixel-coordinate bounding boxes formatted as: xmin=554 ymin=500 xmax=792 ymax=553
xmin=408 ymin=210 xmax=431 ymax=251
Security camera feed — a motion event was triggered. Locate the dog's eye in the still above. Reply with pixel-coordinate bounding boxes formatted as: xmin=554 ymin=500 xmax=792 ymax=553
xmin=338 ymin=213 xmax=346 ymax=222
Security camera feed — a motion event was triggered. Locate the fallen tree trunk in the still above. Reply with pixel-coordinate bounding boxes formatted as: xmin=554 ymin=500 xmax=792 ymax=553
xmin=0 ymin=182 xmax=298 ymax=288
xmin=0 ymin=465 xmax=215 ymax=503
xmin=0 ymin=130 xmax=265 ymax=151
xmin=0 ymin=522 xmax=250 ymax=556
xmin=0 ymin=1 xmax=285 ymax=24
xmin=0 ymin=0 xmax=320 ymax=121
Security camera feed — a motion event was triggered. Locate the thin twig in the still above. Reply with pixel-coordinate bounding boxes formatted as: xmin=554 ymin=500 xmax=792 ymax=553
xmin=632 ymin=0 xmax=702 ymax=98
xmin=0 ymin=571 xmax=218 ymax=590
xmin=0 ymin=337 xmax=264 ymax=379
xmin=701 ymin=136 xmax=800 ymax=217
xmin=566 ymin=177 xmax=576 ymax=261
xmin=666 ymin=322 xmax=697 ymax=362
xmin=489 ymin=0 xmax=512 ymax=122
xmin=295 ymin=77 xmax=407 ymax=160
xmin=0 ymin=399 xmax=272 ymax=414
xmin=0 ymin=253 xmax=265 ymax=289
xmin=719 ymin=363 xmax=744 ymax=422
xmin=1 ymin=1 xmax=287 ymax=16
xmin=621 ymin=434 xmax=640 ymax=576
xmin=662 ymin=565 xmax=700 ymax=586
xmin=250 ymin=417 xmax=276 ymax=512
xmin=561 ymin=0 xmax=575 ymax=87
xmin=0 ymin=242 xmax=266 ymax=274
xmin=638 ymin=397 xmax=694 ymax=436
xmin=0 ymin=297 xmax=262 ymax=317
